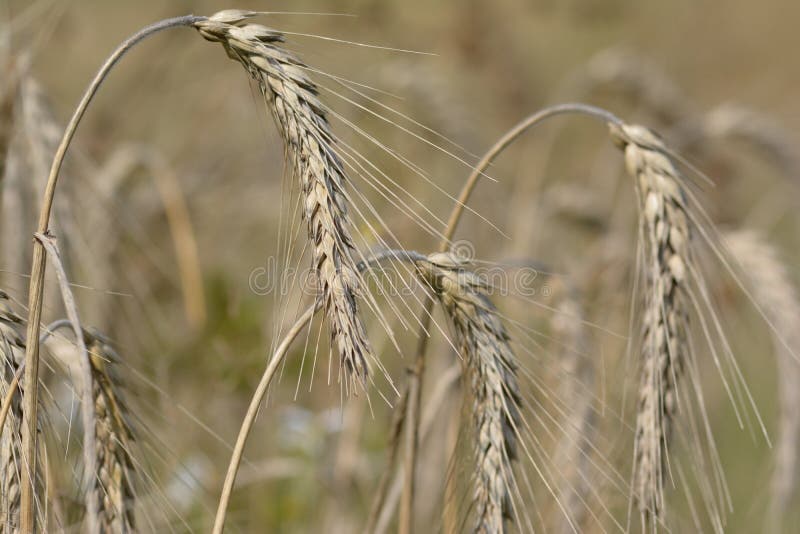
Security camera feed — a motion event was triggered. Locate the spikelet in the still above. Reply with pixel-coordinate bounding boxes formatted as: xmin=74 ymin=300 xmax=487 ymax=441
xmin=193 ymin=11 xmax=372 ymax=390
xmin=609 ymin=123 xmax=691 ymax=519
xmin=414 ymin=253 xmax=520 ymax=533
xmin=84 ymin=332 xmax=136 ymax=533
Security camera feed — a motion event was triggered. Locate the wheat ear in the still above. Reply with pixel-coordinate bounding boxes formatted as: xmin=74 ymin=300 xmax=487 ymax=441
xmin=193 ymin=11 xmax=372 ymax=390
xmin=1 ymin=294 xmax=26 ymax=534
xmin=723 ymin=230 xmax=800 ymax=524
xmin=1 ymin=293 xmax=47 ymax=533
xmin=82 ymin=333 xmax=136 ymax=533
xmin=609 ymin=123 xmax=691 ymax=519
xmin=0 ymin=362 xmax=23 ymax=534
xmin=414 ymin=252 xmax=521 ymax=533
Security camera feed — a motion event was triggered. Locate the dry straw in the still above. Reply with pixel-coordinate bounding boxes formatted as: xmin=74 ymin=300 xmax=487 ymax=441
xmin=609 ymin=122 xmax=692 ymax=520
xmin=193 ymin=11 xmax=373 ymax=391
xmin=414 ymin=252 xmax=521 ymax=533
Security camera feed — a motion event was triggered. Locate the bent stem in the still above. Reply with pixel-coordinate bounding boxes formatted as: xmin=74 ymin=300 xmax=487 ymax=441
xmin=19 ymin=14 xmax=203 ymax=532
xmin=35 ymin=233 xmax=99 ymax=534
xmin=212 ymin=304 xmax=316 ymax=534
xmin=397 ymin=102 xmax=620 ymax=533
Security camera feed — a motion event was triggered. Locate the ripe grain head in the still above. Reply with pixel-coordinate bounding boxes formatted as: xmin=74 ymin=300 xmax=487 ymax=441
xmin=414 ymin=252 xmax=521 ymax=533
xmin=609 ymin=122 xmax=691 ymax=520
xmin=193 ymin=11 xmax=373 ymax=392
xmin=83 ymin=332 xmax=136 ymax=534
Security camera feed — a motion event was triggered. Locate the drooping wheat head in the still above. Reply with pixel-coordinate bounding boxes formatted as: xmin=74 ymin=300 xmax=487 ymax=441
xmin=609 ymin=123 xmax=692 ymax=520
xmin=84 ymin=332 xmax=136 ymax=533
xmin=414 ymin=252 xmax=521 ymax=533
xmin=193 ymin=11 xmax=372 ymax=392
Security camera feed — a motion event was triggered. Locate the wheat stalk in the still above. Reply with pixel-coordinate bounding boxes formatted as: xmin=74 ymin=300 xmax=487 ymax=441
xmin=414 ymin=252 xmax=521 ymax=533
xmin=723 ymin=230 xmax=800 ymax=525
xmin=609 ymin=122 xmax=692 ymax=520
xmin=83 ymin=333 xmax=136 ymax=534
xmin=193 ymin=11 xmax=373 ymax=390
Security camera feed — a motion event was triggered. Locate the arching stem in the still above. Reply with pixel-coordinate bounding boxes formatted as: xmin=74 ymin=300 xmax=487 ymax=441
xmin=19 ymin=15 xmax=203 ymax=532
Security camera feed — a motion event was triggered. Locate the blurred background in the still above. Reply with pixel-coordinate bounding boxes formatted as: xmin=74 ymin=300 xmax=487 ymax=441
xmin=2 ymin=0 xmax=799 ymax=532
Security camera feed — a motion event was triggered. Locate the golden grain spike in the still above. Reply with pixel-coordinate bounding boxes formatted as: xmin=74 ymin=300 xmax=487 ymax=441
xmin=193 ymin=14 xmax=373 ymax=391
xmin=610 ymin=122 xmax=691 ymax=519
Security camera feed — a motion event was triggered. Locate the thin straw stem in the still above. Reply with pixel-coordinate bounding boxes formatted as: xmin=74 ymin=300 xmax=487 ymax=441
xmin=211 ymin=304 xmax=316 ymax=534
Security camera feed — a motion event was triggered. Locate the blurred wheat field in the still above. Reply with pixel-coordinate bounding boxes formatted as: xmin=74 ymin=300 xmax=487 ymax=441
xmin=1 ymin=1 xmax=799 ymax=533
